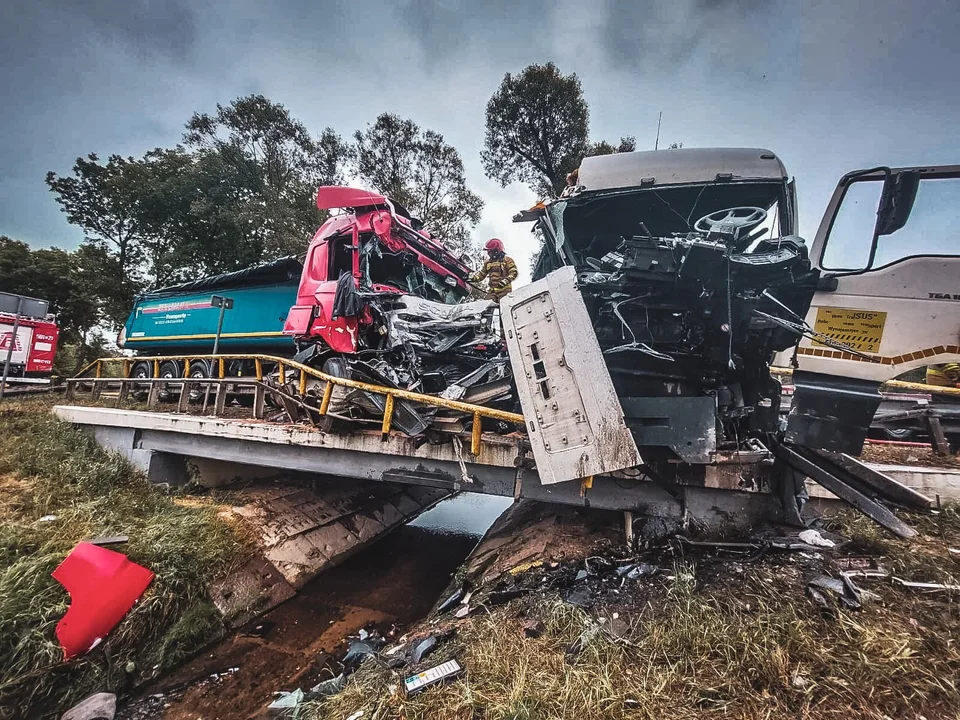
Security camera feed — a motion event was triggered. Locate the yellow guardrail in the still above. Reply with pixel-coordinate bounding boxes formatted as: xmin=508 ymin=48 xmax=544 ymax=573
xmin=73 ymin=354 xmax=524 ymax=453
xmin=770 ymin=366 xmax=960 ymax=399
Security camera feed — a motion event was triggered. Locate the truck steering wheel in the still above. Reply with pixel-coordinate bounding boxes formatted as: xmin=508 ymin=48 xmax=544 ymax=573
xmin=694 ymin=206 xmax=767 ymax=234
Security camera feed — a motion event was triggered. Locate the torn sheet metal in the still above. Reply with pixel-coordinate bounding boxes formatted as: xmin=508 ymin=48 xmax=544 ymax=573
xmin=501 ymin=266 xmax=642 ymax=484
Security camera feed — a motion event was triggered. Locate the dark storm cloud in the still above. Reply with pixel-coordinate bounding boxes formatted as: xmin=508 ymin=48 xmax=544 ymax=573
xmin=47 ymin=0 xmax=198 ymax=61
xmin=1 ymin=0 xmax=959 ymax=276
xmin=600 ymin=0 xmax=772 ymax=69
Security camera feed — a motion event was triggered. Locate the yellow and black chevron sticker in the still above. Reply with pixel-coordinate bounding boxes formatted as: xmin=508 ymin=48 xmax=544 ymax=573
xmin=812 ymin=307 xmax=887 ymax=353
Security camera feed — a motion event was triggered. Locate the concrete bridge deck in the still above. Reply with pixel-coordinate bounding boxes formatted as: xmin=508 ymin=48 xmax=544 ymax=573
xmin=54 ymin=405 xmax=960 ymax=530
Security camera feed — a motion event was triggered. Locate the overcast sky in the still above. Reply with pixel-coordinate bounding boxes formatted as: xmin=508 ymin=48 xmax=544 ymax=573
xmin=2 ymin=0 xmax=958 ymax=283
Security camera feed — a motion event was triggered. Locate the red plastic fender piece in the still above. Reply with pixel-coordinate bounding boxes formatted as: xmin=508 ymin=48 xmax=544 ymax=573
xmin=51 ymin=542 xmax=154 ymax=659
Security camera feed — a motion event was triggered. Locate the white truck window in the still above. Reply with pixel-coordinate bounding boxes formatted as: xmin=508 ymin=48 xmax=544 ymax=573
xmin=822 ymin=176 xmax=960 ymax=271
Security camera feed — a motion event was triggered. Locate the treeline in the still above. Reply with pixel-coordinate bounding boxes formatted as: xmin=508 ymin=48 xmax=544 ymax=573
xmin=2 ymin=62 xmax=635 ymax=370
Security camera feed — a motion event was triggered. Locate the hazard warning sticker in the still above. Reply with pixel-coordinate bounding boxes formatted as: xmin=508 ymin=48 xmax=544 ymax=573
xmin=813 ymin=307 xmax=887 ymax=353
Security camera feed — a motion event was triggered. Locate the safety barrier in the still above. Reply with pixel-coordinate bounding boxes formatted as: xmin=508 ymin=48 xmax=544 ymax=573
xmin=769 ymin=366 xmax=960 ymax=398
xmin=69 ymin=353 xmax=524 ymax=456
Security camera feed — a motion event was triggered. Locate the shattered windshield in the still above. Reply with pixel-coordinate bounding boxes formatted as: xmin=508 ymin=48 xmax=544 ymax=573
xmin=552 ymin=182 xmax=786 ymax=264
xmin=360 ymin=234 xmax=466 ymax=303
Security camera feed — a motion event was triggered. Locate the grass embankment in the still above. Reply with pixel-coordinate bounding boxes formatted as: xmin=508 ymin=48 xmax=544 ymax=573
xmin=314 ymin=508 xmax=960 ymax=720
xmin=0 ymin=397 xmax=246 ymax=719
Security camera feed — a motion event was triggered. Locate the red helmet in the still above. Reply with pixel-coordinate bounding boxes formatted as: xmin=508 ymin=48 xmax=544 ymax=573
xmin=485 ymin=238 xmax=504 ymax=253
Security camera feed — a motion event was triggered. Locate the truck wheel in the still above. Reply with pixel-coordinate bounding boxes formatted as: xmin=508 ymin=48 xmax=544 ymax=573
xmin=316 ymin=357 xmax=351 ymax=431
xmin=157 ymin=361 xmax=181 ymax=402
xmin=188 ymin=361 xmax=210 ymax=402
xmin=130 ymin=361 xmax=152 ymax=400
xmin=881 ymin=427 xmax=917 ymax=442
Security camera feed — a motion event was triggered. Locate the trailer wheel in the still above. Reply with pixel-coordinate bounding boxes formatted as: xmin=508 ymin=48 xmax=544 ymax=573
xmin=157 ymin=361 xmax=181 ymax=402
xmin=187 ymin=361 xmax=210 ymax=402
xmin=130 ymin=361 xmax=152 ymax=400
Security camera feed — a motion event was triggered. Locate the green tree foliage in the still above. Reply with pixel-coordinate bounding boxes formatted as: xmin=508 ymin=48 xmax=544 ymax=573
xmin=482 ymin=63 xmax=636 ymax=197
xmin=586 ymin=136 xmax=637 ymax=157
xmin=184 ymin=94 xmax=348 ymax=261
xmin=45 ymin=154 xmax=147 ymax=328
xmin=353 ymin=113 xmax=483 ymax=256
xmin=0 ymin=236 xmax=99 ymax=345
xmin=482 ymin=62 xmax=589 ymax=198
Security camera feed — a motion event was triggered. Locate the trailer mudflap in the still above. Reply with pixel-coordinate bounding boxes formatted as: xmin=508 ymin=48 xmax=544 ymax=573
xmin=501 ymin=266 xmax=642 ymax=485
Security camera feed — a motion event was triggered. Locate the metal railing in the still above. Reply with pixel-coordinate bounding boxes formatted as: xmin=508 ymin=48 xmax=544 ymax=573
xmin=769 ymin=366 xmax=960 ymax=398
xmin=69 ymin=353 xmax=524 ymax=456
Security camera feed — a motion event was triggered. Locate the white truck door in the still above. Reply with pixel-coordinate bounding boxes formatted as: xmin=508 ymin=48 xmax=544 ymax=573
xmin=795 ymin=165 xmax=960 ymax=383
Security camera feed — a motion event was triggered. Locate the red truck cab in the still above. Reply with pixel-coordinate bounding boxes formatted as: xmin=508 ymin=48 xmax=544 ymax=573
xmin=284 ymin=186 xmax=473 ymax=353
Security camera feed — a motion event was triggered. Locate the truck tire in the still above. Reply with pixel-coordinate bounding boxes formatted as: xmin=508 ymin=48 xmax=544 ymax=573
xmin=316 ymin=357 xmax=352 ymax=432
xmin=157 ymin=360 xmax=182 ymax=402
xmin=130 ymin=361 xmax=152 ymax=401
xmin=188 ymin=361 xmax=210 ymax=402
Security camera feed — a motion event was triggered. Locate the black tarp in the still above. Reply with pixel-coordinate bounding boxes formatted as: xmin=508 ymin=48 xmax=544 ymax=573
xmin=140 ymin=257 xmax=304 ymax=299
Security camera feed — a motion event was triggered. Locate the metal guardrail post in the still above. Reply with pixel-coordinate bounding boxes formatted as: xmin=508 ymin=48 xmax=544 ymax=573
xmin=319 ymin=381 xmax=333 ymax=415
xmin=381 ymin=394 xmax=394 ymax=439
xmin=471 ymin=411 xmax=482 ymax=456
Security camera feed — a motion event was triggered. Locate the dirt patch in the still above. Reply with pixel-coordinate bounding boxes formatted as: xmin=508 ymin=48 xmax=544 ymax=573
xmin=119 ymin=525 xmax=479 ymax=720
xmin=861 ymin=441 xmax=960 ymax=468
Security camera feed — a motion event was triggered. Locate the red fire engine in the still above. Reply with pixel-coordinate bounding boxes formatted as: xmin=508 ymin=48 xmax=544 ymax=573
xmin=0 ymin=312 xmax=59 ymax=383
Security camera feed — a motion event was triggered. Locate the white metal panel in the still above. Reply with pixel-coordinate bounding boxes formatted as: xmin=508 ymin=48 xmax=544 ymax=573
xmin=0 ymin=322 xmax=32 ymax=366
xmin=793 ymin=256 xmax=960 ymax=381
xmin=577 ymin=148 xmax=787 ymax=191
xmin=501 ymin=267 xmax=642 ymax=485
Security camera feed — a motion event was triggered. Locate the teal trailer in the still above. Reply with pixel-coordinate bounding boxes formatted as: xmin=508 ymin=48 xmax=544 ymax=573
xmin=120 ymin=257 xmax=302 ymax=356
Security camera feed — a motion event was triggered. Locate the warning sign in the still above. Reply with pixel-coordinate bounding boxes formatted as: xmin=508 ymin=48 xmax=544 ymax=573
xmin=813 ymin=307 xmax=887 ymax=353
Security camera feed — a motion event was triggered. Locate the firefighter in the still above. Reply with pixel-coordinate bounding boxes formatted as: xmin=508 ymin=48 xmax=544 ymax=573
xmin=471 ymin=238 xmax=518 ymax=302
xmin=926 ymin=362 xmax=960 ymax=387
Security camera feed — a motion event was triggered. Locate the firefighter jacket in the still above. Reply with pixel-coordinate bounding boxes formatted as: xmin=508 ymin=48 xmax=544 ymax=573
xmin=471 ymin=255 xmax=518 ymax=301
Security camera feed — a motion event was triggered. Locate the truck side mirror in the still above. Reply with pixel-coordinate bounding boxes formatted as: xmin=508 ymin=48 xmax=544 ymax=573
xmin=875 ymin=171 xmax=919 ymax=237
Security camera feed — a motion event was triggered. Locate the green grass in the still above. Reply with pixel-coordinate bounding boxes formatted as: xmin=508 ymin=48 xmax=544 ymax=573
xmin=0 ymin=397 xmax=247 ymax=719
xmin=311 ymin=509 xmax=960 ymax=720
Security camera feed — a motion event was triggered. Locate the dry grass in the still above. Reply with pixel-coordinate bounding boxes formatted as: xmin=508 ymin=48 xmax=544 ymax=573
xmin=311 ymin=510 xmax=960 ymax=720
xmin=0 ymin=397 xmax=247 ymax=719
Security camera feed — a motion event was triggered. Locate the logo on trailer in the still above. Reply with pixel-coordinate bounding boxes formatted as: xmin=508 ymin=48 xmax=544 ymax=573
xmin=0 ymin=332 xmax=22 ymax=352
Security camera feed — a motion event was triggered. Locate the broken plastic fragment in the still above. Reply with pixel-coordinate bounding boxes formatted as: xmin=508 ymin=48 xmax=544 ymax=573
xmin=798 ymin=529 xmax=836 ymax=548
xmin=52 ymin=543 xmax=154 ymax=660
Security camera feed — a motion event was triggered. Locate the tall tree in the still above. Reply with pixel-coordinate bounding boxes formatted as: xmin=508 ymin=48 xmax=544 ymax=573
xmin=0 ymin=236 xmax=100 ymax=345
xmin=482 ymin=63 xmax=590 ymax=198
xmin=353 ymin=113 xmax=483 ymax=256
xmin=45 ymin=153 xmax=148 ymax=329
xmin=184 ymin=94 xmax=348 ymax=260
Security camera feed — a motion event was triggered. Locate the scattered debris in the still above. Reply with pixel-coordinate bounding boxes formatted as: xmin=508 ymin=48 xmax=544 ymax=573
xmin=85 ymin=535 xmax=129 ymax=547
xmin=345 ymin=711 xmax=364 ymax=720
xmin=807 ymin=574 xmax=863 ymax=610
xmin=410 ymin=634 xmax=438 ymax=664
xmin=798 ymin=529 xmax=836 ymax=548
xmin=521 ymin=619 xmax=544 ymax=638
xmin=309 ymin=674 xmax=347 ymax=697
xmin=403 ymin=659 xmax=464 ymax=696
xmin=267 ymin=688 xmax=304 ymax=713
xmin=61 ymin=692 xmax=116 ymax=720
xmin=436 ymin=587 xmax=464 ymax=614
xmin=38 ymin=514 xmax=58 ymax=523
xmin=51 ymin=542 xmax=154 ymax=659
xmin=342 ymin=638 xmax=381 ymax=668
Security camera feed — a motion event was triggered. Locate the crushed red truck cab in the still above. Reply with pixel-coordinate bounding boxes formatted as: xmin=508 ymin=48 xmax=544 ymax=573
xmin=283 ymin=186 xmax=474 ymax=353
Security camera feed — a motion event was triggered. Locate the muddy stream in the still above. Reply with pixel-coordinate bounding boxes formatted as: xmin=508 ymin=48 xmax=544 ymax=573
xmin=118 ymin=494 xmax=510 ymax=720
